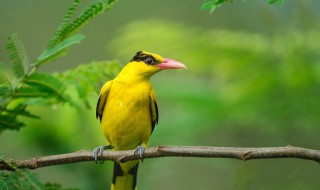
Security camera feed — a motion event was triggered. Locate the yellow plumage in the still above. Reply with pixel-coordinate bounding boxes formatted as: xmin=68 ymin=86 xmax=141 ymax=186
xmin=95 ymin=51 xmax=186 ymax=190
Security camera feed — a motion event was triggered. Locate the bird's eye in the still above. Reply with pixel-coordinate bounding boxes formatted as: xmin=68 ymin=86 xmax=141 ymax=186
xmin=144 ymin=57 xmax=155 ymax=65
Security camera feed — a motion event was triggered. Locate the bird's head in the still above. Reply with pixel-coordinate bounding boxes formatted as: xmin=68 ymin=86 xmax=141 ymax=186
xmin=120 ymin=51 xmax=186 ymax=78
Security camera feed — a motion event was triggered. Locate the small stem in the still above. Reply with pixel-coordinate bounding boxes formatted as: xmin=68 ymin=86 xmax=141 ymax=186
xmin=0 ymin=65 xmax=38 ymax=113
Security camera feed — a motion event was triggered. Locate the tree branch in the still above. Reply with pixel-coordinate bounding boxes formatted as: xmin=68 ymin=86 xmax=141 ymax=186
xmin=1 ymin=145 xmax=320 ymax=170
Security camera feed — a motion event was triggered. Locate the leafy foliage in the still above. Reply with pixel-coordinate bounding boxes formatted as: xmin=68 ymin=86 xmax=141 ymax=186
xmin=47 ymin=0 xmax=118 ymax=48
xmin=0 ymin=0 xmax=118 ymax=132
xmin=0 ymin=0 xmax=120 ymax=187
xmin=6 ymin=34 xmax=29 ymax=79
xmin=56 ymin=60 xmax=121 ymax=108
xmin=0 ymin=158 xmax=43 ymax=190
xmin=43 ymin=183 xmax=79 ymax=190
xmin=46 ymin=0 xmax=81 ymax=49
xmin=201 ymin=0 xmax=286 ymax=13
xmin=201 ymin=0 xmax=232 ymax=14
xmin=0 ymin=62 xmax=15 ymax=96
xmin=34 ymin=35 xmax=85 ymax=67
xmin=269 ymin=0 xmax=286 ymax=5
xmin=0 ymin=158 xmax=78 ymax=190
xmin=26 ymin=73 xmax=67 ymax=99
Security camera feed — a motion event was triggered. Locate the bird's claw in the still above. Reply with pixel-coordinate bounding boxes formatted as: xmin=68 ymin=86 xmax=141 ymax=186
xmin=134 ymin=146 xmax=145 ymax=162
xmin=92 ymin=145 xmax=113 ymax=164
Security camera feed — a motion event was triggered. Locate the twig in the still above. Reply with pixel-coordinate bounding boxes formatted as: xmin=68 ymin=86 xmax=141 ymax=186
xmin=1 ymin=145 xmax=320 ymax=171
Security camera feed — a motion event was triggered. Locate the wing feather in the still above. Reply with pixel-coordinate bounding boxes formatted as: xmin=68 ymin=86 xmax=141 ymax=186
xmin=149 ymin=89 xmax=159 ymax=133
xmin=96 ymin=80 xmax=113 ymax=122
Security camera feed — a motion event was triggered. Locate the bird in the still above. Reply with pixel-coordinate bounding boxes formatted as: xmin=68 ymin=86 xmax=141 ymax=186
xmin=93 ymin=51 xmax=186 ymax=190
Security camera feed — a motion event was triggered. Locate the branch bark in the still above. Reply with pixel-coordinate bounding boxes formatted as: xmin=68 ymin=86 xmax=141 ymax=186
xmin=1 ymin=145 xmax=320 ymax=170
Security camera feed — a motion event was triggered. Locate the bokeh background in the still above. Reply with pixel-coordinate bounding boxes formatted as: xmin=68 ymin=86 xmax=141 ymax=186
xmin=1 ymin=0 xmax=320 ymax=189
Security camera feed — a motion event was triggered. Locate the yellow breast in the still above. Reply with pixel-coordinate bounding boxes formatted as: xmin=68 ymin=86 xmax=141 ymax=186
xmin=101 ymin=78 xmax=153 ymax=150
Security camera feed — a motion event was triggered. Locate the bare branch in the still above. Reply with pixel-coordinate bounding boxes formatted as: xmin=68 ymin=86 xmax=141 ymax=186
xmin=1 ymin=145 xmax=320 ymax=170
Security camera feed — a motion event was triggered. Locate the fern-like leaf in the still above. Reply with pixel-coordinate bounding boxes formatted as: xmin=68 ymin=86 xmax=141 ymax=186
xmin=47 ymin=0 xmax=80 ymax=48
xmin=0 ymin=103 xmax=40 ymax=131
xmin=56 ymin=60 xmax=121 ymax=108
xmin=0 ymin=62 xmax=15 ymax=103
xmin=25 ymin=73 xmax=67 ymax=101
xmin=6 ymin=33 xmax=29 ymax=78
xmin=0 ymin=114 xmax=24 ymax=130
xmin=4 ymin=104 xmax=40 ymax=119
xmin=48 ymin=0 xmax=118 ymax=47
xmin=43 ymin=183 xmax=80 ymax=190
xmin=18 ymin=169 xmax=43 ymax=190
xmin=0 ymin=171 xmax=16 ymax=190
xmin=34 ymin=34 xmax=85 ymax=66
xmin=15 ymin=86 xmax=51 ymax=98
xmin=0 ymin=171 xmax=75 ymax=190
xmin=0 ymin=62 xmax=13 ymax=89
xmin=269 ymin=0 xmax=286 ymax=5
xmin=24 ymin=73 xmax=79 ymax=109
xmin=0 ymin=159 xmax=43 ymax=190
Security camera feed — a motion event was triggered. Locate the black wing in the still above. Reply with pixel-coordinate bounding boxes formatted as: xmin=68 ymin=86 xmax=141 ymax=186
xmin=96 ymin=81 xmax=112 ymax=122
xmin=149 ymin=90 xmax=159 ymax=133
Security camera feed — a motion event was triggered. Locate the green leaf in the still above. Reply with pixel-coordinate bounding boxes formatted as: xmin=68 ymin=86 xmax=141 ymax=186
xmin=269 ymin=0 xmax=285 ymax=5
xmin=43 ymin=183 xmax=80 ymax=190
xmin=15 ymin=86 xmax=51 ymax=98
xmin=0 ymin=62 xmax=12 ymax=88
xmin=25 ymin=73 xmax=67 ymax=101
xmin=24 ymin=73 xmax=80 ymax=109
xmin=0 ymin=103 xmax=40 ymax=131
xmin=0 ymin=171 xmax=16 ymax=190
xmin=56 ymin=60 xmax=121 ymax=108
xmin=0 ymin=87 xmax=11 ymax=99
xmin=0 ymin=0 xmax=119 ymax=133
xmin=0 ymin=114 xmax=24 ymax=130
xmin=0 ymin=61 xmax=17 ymax=92
xmin=0 ymin=62 xmax=14 ymax=107
xmin=34 ymin=34 xmax=85 ymax=66
xmin=5 ymin=104 xmax=40 ymax=119
xmin=19 ymin=169 xmax=43 ymax=190
xmin=0 ymin=170 xmax=43 ymax=190
xmin=47 ymin=0 xmax=80 ymax=48
xmin=63 ymin=0 xmax=117 ymax=35
xmin=201 ymin=2 xmax=214 ymax=10
xmin=201 ymin=0 xmax=231 ymax=14
xmin=48 ymin=0 xmax=117 ymax=48
xmin=6 ymin=33 xmax=29 ymax=78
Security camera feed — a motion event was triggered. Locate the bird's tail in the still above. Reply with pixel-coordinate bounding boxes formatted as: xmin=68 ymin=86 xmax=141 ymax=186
xmin=111 ymin=161 xmax=139 ymax=190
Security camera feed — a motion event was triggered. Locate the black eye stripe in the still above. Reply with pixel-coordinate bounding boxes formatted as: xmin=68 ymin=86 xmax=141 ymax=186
xmin=130 ymin=52 xmax=159 ymax=65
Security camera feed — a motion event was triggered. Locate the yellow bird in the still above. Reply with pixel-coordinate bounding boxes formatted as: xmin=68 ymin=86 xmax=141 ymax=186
xmin=93 ymin=51 xmax=186 ymax=190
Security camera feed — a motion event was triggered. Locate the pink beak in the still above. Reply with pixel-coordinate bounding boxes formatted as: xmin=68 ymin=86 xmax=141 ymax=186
xmin=157 ymin=58 xmax=187 ymax=69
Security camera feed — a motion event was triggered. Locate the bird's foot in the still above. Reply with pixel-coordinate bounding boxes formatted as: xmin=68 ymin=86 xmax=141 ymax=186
xmin=134 ymin=146 xmax=145 ymax=162
xmin=92 ymin=145 xmax=113 ymax=164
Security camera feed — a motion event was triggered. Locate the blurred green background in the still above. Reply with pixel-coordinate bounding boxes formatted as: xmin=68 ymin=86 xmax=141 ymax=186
xmin=1 ymin=0 xmax=320 ymax=189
